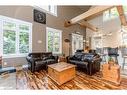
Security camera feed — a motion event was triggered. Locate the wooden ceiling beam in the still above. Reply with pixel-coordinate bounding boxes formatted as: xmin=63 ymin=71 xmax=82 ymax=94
xmin=78 ymin=21 xmax=98 ymax=32
xmin=64 ymin=6 xmax=113 ymax=26
xmin=117 ymin=6 xmax=127 ymax=26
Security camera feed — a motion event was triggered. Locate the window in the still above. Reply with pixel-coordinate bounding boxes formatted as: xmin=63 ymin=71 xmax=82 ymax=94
xmin=123 ymin=6 xmax=127 ymax=14
xmin=71 ymin=33 xmax=83 ymax=55
xmin=122 ymin=28 xmax=127 ymax=45
xmin=35 ymin=5 xmax=57 ymax=16
xmin=92 ymin=36 xmax=102 ymax=49
xmin=46 ymin=27 xmax=62 ymax=54
xmin=103 ymin=7 xmax=119 ymax=21
xmin=0 ymin=15 xmax=32 ymax=57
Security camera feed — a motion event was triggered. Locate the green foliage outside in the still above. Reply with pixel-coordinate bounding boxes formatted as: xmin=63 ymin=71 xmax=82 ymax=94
xmin=3 ymin=30 xmax=16 ymax=54
xmin=19 ymin=32 xmax=29 ymax=53
xmin=48 ymin=31 xmax=60 ymax=53
xmin=3 ymin=22 xmax=30 ymax=54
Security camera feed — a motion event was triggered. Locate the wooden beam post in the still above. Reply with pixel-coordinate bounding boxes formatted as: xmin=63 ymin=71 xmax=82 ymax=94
xmin=78 ymin=21 xmax=98 ymax=32
xmin=67 ymin=6 xmax=113 ymax=25
xmin=117 ymin=6 xmax=127 ymax=26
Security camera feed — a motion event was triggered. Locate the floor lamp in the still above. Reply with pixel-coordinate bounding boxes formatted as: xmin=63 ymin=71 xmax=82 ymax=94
xmin=64 ymin=39 xmax=70 ymax=56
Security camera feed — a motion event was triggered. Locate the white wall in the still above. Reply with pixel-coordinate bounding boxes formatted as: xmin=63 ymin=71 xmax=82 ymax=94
xmin=86 ymin=14 xmax=123 ymax=49
xmin=0 ymin=6 xmax=86 ymax=67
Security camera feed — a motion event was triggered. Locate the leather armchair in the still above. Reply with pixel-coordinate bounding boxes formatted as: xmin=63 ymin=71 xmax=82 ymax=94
xmin=67 ymin=52 xmax=101 ymax=75
xmin=26 ymin=52 xmax=58 ymax=72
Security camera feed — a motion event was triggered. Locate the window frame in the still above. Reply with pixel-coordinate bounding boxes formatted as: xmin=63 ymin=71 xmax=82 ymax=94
xmin=71 ymin=33 xmax=83 ymax=55
xmin=0 ymin=15 xmax=32 ymax=58
xmin=34 ymin=5 xmax=57 ymax=17
xmin=122 ymin=28 xmax=127 ymax=46
xmin=46 ymin=27 xmax=62 ymax=54
xmin=103 ymin=7 xmax=119 ymax=21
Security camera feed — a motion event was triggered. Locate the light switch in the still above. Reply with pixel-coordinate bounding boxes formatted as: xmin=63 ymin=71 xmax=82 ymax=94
xmin=37 ymin=40 xmax=42 ymax=44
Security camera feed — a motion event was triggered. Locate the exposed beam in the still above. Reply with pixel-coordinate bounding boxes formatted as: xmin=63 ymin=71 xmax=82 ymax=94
xmin=117 ymin=6 xmax=127 ymax=26
xmin=78 ymin=21 xmax=98 ymax=32
xmin=67 ymin=6 xmax=113 ymax=25
xmin=64 ymin=20 xmax=72 ymax=27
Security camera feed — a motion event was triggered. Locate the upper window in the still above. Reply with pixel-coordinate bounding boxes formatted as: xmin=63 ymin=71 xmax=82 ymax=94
xmin=0 ymin=15 xmax=32 ymax=57
xmin=46 ymin=27 xmax=62 ymax=54
xmin=123 ymin=6 xmax=127 ymax=14
xmin=121 ymin=27 xmax=127 ymax=45
xmin=103 ymin=7 xmax=119 ymax=21
xmin=35 ymin=5 xmax=57 ymax=16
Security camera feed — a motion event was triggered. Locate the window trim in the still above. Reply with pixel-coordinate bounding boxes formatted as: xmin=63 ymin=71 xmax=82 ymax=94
xmin=46 ymin=27 xmax=62 ymax=54
xmin=103 ymin=7 xmax=119 ymax=21
xmin=34 ymin=5 xmax=57 ymax=17
xmin=0 ymin=15 xmax=32 ymax=58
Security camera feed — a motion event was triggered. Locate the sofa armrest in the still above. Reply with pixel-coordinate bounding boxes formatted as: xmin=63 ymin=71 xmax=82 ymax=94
xmin=66 ymin=56 xmax=70 ymax=63
xmin=53 ymin=56 xmax=58 ymax=62
xmin=92 ymin=57 xmax=102 ymax=63
xmin=66 ymin=55 xmax=75 ymax=63
xmin=26 ymin=56 xmax=32 ymax=63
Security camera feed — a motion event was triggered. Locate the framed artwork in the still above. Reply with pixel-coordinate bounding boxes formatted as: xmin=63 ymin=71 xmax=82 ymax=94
xmin=34 ymin=9 xmax=46 ymax=24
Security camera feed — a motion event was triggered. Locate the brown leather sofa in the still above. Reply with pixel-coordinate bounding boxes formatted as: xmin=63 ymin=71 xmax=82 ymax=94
xmin=67 ymin=51 xmax=101 ymax=75
xmin=26 ymin=52 xmax=58 ymax=72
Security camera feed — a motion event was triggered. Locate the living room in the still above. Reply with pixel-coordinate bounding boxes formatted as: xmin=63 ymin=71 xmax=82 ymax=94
xmin=0 ymin=3 xmax=127 ymax=93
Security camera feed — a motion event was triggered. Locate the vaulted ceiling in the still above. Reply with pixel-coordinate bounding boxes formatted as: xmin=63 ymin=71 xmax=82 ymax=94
xmin=78 ymin=6 xmax=91 ymax=12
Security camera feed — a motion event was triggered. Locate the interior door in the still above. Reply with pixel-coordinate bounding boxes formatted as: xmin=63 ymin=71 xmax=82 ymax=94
xmin=71 ymin=33 xmax=83 ymax=55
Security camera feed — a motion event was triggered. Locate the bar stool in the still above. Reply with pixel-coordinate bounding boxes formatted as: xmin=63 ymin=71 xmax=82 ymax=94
xmin=107 ymin=47 xmax=119 ymax=64
xmin=121 ymin=47 xmax=127 ymax=69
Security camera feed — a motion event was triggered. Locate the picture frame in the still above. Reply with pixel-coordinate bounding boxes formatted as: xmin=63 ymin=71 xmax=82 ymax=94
xmin=33 ymin=9 xmax=46 ymax=24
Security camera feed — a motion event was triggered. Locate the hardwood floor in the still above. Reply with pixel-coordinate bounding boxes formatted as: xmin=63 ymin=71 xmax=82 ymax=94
xmin=16 ymin=69 xmax=127 ymax=90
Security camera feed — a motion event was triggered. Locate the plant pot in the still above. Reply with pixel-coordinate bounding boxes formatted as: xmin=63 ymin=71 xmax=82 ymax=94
xmin=108 ymin=61 xmax=115 ymax=70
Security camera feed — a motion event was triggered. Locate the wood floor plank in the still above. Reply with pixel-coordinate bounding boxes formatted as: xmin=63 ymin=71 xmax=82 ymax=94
xmin=14 ymin=69 xmax=127 ymax=90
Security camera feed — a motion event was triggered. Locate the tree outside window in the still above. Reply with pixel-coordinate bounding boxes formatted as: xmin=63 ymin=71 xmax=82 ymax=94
xmin=0 ymin=15 xmax=32 ymax=57
xmin=47 ymin=27 xmax=62 ymax=54
xmin=19 ymin=25 xmax=30 ymax=53
xmin=3 ymin=22 xmax=16 ymax=54
xmin=103 ymin=7 xmax=119 ymax=21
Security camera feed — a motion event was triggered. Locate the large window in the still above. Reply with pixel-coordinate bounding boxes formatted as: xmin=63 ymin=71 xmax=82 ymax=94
xmin=35 ymin=5 xmax=57 ymax=16
xmin=123 ymin=6 xmax=127 ymax=14
xmin=122 ymin=27 xmax=127 ymax=45
xmin=0 ymin=15 xmax=32 ymax=57
xmin=46 ymin=27 xmax=62 ymax=54
xmin=103 ymin=7 xmax=119 ymax=21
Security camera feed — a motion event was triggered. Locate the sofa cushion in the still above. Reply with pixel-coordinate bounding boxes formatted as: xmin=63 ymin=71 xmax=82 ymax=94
xmin=35 ymin=60 xmax=46 ymax=66
xmin=82 ymin=54 xmax=94 ymax=62
xmin=69 ymin=60 xmax=88 ymax=65
xmin=75 ymin=61 xmax=88 ymax=65
xmin=46 ymin=59 xmax=56 ymax=65
xmin=74 ymin=52 xmax=83 ymax=61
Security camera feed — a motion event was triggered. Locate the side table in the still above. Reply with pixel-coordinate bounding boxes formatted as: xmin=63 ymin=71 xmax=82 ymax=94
xmin=102 ymin=63 xmax=121 ymax=85
xmin=59 ymin=56 xmax=67 ymax=62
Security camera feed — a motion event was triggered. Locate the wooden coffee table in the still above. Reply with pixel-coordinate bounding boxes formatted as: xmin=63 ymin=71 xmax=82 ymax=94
xmin=48 ymin=62 xmax=76 ymax=85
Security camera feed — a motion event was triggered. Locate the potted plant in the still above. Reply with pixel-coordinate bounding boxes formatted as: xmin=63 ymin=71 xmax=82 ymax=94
xmin=108 ymin=57 xmax=115 ymax=65
xmin=108 ymin=57 xmax=115 ymax=69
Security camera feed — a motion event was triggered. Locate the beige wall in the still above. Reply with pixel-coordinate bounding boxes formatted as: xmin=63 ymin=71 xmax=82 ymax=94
xmin=0 ymin=6 xmax=86 ymax=67
xmin=86 ymin=14 xmax=122 ymax=49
